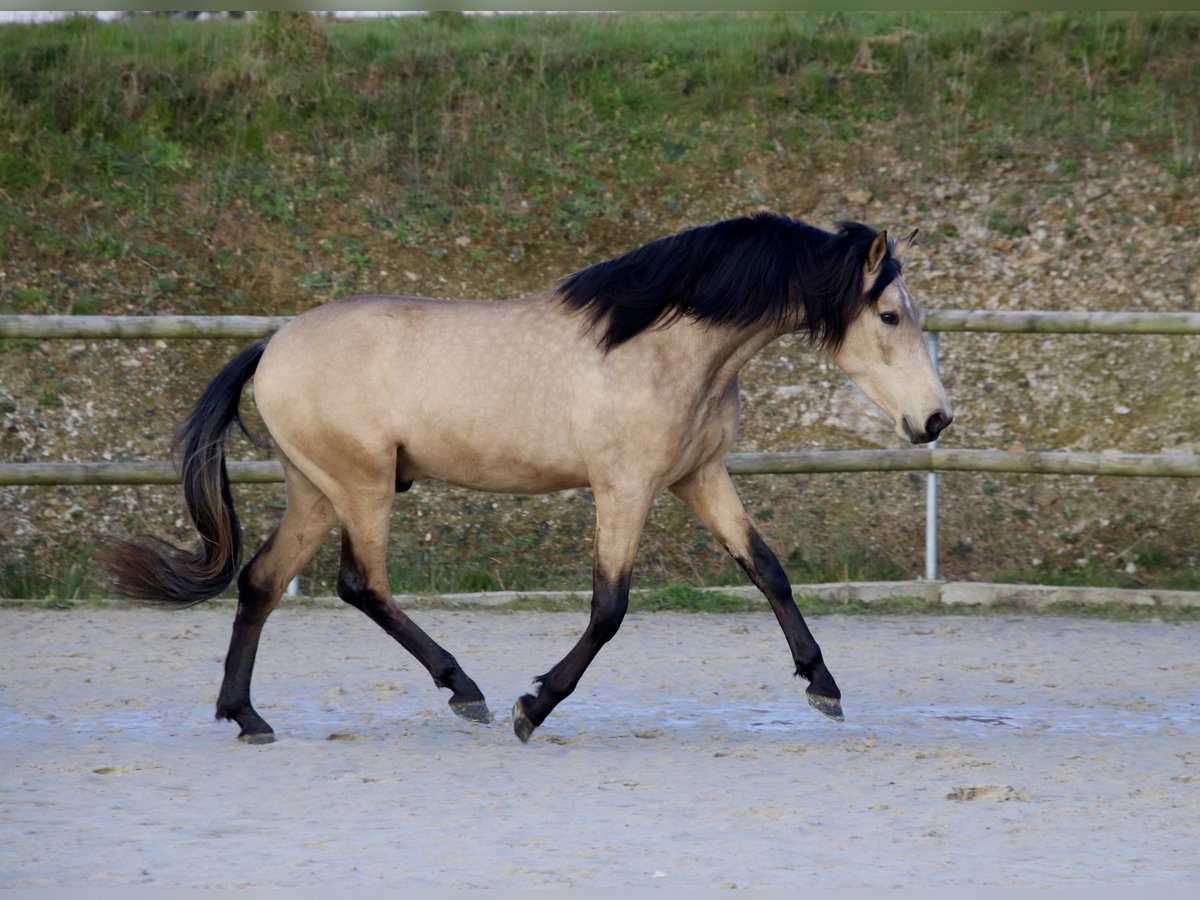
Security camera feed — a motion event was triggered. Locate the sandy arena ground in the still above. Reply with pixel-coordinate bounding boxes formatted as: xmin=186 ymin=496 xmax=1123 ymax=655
xmin=1 ymin=605 xmax=1198 ymax=890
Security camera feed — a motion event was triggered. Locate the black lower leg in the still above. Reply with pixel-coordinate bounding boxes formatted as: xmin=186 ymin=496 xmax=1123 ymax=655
xmin=215 ymin=557 xmax=279 ymax=743
xmin=337 ymin=543 xmax=489 ymax=723
xmin=513 ymin=568 xmax=630 ymax=742
xmin=739 ymin=529 xmax=842 ymax=720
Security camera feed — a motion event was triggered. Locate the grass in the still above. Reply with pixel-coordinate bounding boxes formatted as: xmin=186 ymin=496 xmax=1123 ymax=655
xmin=996 ymin=551 xmax=1200 ymax=592
xmin=11 ymin=582 xmax=1196 ymax=622
xmin=3 ymin=11 xmax=1197 ymax=319
xmin=0 ymin=545 xmax=96 ymax=605
xmin=2 ymin=13 xmax=1198 ymax=271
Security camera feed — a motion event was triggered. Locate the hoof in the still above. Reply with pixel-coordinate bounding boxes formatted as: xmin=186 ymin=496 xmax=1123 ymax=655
xmin=450 ymin=698 xmax=494 ymax=724
xmin=807 ymin=691 xmax=844 ymax=722
xmin=511 ymin=697 xmax=536 ymax=744
xmin=237 ymin=730 xmax=276 ymax=745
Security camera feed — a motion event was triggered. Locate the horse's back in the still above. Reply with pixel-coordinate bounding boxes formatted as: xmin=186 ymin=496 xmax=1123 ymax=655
xmin=253 ymin=294 xmax=598 ymax=494
xmin=257 ymin=293 xmax=572 ymax=406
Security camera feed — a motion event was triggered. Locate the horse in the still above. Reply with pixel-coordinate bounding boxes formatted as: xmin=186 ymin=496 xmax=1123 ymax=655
xmin=106 ymin=212 xmax=952 ymax=744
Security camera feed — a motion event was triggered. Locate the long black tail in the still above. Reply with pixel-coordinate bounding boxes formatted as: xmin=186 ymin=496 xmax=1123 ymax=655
xmin=106 ymin=339 xmax=269 ymax=606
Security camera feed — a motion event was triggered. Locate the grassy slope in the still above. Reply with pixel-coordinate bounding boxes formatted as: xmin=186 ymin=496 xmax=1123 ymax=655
xmin=3 ymin=11 xmax=1197 ymax=297
xmin=1 ymin=11 xmax=1198 ymax=600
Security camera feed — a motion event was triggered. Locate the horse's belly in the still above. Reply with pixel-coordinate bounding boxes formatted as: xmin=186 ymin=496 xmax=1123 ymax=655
xmin=399 ymin=437 xmax=589 ymax=495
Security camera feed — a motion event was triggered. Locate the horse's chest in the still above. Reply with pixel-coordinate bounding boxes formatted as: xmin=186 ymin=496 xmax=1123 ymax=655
xmin=646 ymin=383 xmax=741 ymax=481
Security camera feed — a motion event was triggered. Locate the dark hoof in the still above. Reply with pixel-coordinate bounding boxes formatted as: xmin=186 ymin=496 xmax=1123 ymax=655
xmin=222 ymin=704 xmax=274 ymax=743
xmin=511 ymin=696 xmax=536 ymax=744
xmin=807 ymin=691 xmax=844 ymax=722
xmin=450 ymin=698 xmax=494 ymax=724
xmin=237 ymin=730 xmax=276 ymax=745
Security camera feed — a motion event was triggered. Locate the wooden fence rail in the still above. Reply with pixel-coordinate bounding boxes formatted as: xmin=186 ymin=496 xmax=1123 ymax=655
xmin=4 ymin=310 xmax=1200 ymax=340
xmin=4 ymin=449 xmax=1200 ymax=487
xmin=923 ymin=309 xmax=1200 ymax=335
xmin=0 ymin=315 xmax=292 ymax=340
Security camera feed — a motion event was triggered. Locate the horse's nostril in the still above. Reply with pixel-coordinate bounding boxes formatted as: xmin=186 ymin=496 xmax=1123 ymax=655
xmin=925 ymin=411 xmax=952 ymax=439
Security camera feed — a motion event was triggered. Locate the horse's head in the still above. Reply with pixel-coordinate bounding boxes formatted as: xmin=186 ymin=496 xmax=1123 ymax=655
xmin=829 ymin=229 xmax=952 ymax=444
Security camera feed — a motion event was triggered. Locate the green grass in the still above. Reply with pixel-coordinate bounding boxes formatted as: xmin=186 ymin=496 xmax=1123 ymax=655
xmin=995 ymin=549 xmax=1200 ymax=592
xmin=3 ymin=11 xmax=1197 ymax=318
xmin=17 ymin=586 xmax=1194 ymax=622
xmin=476 ymin=589 xmax=1199 ymax=621
xmin=2 ymin=12 xmax=1197 ymax=251
xmin=0 ymin=545 xmax=96 ymax=605
xmin=1 ymin=10 xmax=1193 ymax=325
xmin=633 ymin=583 xmax=761 ymax=613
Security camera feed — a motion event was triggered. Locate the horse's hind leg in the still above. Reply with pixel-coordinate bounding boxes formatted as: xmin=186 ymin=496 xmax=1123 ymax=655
xmin=216 ymin=463 xmax=336 ymax=743
xmin=334 ymin=493 xmax=491 ymax=724
xmin=671 ymin=463 xmax=843 ymax=721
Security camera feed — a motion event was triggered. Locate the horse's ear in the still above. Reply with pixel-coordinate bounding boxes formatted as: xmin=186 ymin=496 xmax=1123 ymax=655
xmin=866 ymin=229 xmax=888 ymax=276
xmin=894 ymin=228 xmax=919 ymax=259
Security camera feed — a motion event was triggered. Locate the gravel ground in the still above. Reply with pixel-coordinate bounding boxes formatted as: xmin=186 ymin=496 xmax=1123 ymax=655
xmin=2 ymin=606 xmax=1198 ymax=889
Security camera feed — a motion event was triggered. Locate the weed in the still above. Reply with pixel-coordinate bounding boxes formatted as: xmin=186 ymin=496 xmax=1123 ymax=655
xmin=986 ymin=207 xmax=1030 ymax=238
xmin=633 ymin=584 xmax=760 ymax=613
xmin=0 ymin=545 xmax=96 ymax=602
xmin=785 ymin=546 xmax=908 ymax=583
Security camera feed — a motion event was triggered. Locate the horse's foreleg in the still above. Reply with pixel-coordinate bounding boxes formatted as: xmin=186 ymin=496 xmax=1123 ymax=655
xmin=336 ymin=518 xmax=491 ymax=725
xmin=217 ymin=470 xmax=336 ymax=743
xmin=512 ymin=484 xmax=650 ymax=742
xmin=671 ymin=465 xmax=843 ymax=721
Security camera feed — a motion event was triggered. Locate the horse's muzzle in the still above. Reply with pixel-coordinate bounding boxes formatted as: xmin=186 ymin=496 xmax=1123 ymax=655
xmin=902 ymin=411 xmax=953 ymax=444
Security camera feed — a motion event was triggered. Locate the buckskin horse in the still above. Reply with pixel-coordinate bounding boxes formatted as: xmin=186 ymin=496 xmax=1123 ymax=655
xmin=107 ymin=212 xmax=952 ymax=744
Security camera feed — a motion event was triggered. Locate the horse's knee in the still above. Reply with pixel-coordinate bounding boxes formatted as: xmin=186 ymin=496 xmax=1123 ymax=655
xmin=335 ymin=531 xmax=379 ymax=611
xmin=754 ymin=556 xmax=791 ymax=600
xmin=235 ymin=551 xmax=280 ymax=622
xmin=591 ymin=604 xmax=625 ymax=644
xmin=742 ymin=528 xmax=792 ymax=598
xmin=336 ymin=565 xmax=373 ymax=611
xmin=589 ymin=570 xmax=631 ymax=644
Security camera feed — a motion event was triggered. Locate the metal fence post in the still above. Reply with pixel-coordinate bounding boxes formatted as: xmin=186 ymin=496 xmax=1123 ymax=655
xmin=925 ymin=331 xmax=941 ymax=582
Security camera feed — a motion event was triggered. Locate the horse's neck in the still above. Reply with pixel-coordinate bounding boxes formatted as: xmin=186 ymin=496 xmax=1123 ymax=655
xmin=660 ymin=315 xmax=791 ymax=395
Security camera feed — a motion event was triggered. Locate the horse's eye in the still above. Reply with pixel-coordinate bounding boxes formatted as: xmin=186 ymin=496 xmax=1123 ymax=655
xmin=880 ymin=311 xmax=900 ymax=326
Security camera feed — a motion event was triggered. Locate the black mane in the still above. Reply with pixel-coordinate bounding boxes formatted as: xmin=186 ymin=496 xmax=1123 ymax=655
xmin=557 ymin=212 xmax=900 ymax=351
